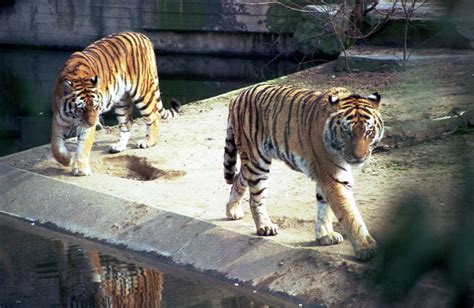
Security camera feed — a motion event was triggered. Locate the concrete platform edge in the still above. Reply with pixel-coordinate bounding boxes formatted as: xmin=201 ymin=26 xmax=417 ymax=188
xmin=0 ymin=162 xmax=367 ymax=307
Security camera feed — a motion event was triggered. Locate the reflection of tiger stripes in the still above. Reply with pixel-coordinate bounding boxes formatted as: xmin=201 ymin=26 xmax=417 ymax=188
xmin=87 ymin=249 xmax=164 ymax=307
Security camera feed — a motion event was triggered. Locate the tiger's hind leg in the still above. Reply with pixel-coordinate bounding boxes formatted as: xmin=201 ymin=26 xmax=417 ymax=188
xmin=226 ymin=169 xmax=247 ymax=220
xmin=315 ymin=186 xmax=344 ymax=245
xmin=137 ymin=118 xmax=158 ymax=149
xmin=109 ymin=99 xmax=133 ymax=153
xmin=136 ymin=88 xmax=159 ymax=149
xmin=245 ymin=159 xmax=278 ymax=236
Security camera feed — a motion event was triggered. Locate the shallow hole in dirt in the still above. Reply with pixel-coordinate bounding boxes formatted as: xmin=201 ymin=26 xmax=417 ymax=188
xmin=98 ymin=155 xmax=185 ymax=181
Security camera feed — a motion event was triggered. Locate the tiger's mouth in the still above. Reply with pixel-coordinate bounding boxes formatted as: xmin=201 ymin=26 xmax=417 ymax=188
xmin=343 ymin=153 xmax=370 ymax=165
xmin=349 ymin=159 xmax=366 ymax=165
xmin=78 ymin=116 xmax=98 ymax=129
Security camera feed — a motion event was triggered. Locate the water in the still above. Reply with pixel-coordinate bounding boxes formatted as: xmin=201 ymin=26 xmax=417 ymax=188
xmin=0 ymin=215 xmax=289 ymax=307
xmin=0 ymin=47 xmax=314 ymax=157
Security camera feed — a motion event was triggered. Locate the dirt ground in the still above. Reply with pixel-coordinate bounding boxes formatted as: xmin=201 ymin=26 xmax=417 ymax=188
xmin=1 ymin=49 xmax=473 ymax=305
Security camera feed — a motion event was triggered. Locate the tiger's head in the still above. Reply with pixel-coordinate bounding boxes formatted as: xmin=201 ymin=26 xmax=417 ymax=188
xmin=323 ymin=92 xmax=384 ymax=165
xmin=61 ymin=75 xmax=101 ymax=127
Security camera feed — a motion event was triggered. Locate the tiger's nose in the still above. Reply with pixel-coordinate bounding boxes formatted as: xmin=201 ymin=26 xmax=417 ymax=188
xmin=84 ymin=108 xmax=97 ymax=127
xmin=352 ymin=148 xmax=370 ymax=163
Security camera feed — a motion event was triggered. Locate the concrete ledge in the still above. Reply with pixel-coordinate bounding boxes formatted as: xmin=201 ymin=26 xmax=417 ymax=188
xmin=336 ymin=47 xmax=474 ymax=72
xmin=0 ymin=163 xmax=376 ymax=306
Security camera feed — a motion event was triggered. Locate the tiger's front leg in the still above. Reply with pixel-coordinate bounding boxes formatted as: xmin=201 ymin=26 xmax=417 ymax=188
xmin=51 ymin=119 xmax=72 ymax=167
xmin=315 ymin=186 xmax=344 ymax=246
xmin=323 ymin=183 xmax=377 ymax=261
xmin=72 ymin=125 xmax=96 ymax=176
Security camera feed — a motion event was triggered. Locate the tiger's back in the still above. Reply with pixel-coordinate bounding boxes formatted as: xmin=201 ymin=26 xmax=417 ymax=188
xmin=54 ymin=32 xmax=160 ymax=117
xmin=225 ymin=85 xmax=355 ymax=179
xmin=223 ymin=84 xmax=384 ymax=260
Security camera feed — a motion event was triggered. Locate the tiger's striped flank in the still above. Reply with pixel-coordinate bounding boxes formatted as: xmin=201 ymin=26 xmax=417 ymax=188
xmin=223 ymin=84 xmax=384 ymax=261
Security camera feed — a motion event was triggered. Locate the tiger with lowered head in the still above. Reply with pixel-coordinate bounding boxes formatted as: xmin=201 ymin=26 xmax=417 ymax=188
xmin=51 ymin=32 xmax=180 ymax=176
xmin=223 ymin=84 xmax=384 ymax=260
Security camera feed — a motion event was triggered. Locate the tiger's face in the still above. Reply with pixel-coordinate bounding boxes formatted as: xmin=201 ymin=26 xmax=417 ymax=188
xmin=324 ymin=93 xmax=384 ymax=165
xmin=62 ymin=75 xmax=101 ymax=127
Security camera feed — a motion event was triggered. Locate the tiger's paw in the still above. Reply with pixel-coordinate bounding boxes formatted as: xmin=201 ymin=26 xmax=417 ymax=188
xmin=317 ymin=231 xmax=344 ymax=246
xmin=109 ymin=143 xmax=126 ymax=153
xmin=137 ymin=139 xmax=155 ymax=149
xmin=353 ymin=236 xmax=377 ymax=261
xmin=72 ymin=165 xmax=92 ymax=176
xmin=226 ymin=203 xmax=244 ymax=220
xmin=256 ymin=223 xmax=279 ymax=236
xmin=57 ymin=153 xmax=72 ymax=166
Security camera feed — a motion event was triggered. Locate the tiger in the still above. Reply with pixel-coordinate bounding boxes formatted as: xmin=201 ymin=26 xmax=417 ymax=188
xmin=223 ymin=84 xmax=384 ymax=261
xmin=51 ymin=31 xmax=181 ymax=176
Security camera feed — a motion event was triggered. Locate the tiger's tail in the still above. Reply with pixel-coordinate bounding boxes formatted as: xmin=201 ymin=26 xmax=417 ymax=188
xmin=223 ymin=122 xmax=238 ymax=185
xmin=158 ymin=98 xmax=182 ymax=120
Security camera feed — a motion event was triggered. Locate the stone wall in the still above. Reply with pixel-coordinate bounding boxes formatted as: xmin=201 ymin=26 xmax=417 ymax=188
xmin=0 ymin=0 xmax=298 ymax=56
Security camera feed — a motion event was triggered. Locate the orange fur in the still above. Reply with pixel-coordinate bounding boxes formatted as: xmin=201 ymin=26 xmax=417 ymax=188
xmin=51 ymin=32 xmax=180 ymax=175
xmin=223 ymin=85 xmax=384 ymax=260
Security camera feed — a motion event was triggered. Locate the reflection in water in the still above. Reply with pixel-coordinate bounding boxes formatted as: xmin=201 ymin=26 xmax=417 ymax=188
xmin=0 ymin=218 xmax=283 ymax=307
xmin=0 ymin=47 xmax=315 ymax=157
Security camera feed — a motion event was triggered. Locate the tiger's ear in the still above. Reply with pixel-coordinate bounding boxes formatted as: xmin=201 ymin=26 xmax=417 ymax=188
xmin=63 ymin=80 xmax=73 ymax=95
xmin=328 ymin=95 xmax=339 ymax=105
xmin=91 ymin=75 xmax=98 ymax=86
xmin=368 ymin=92 xmax=381 ymax=105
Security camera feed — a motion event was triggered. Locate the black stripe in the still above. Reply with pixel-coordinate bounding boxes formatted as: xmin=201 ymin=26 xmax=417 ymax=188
xmin=270 ymin=87 xmax=290 ymax=150
xmin=137 ymin=97 xmax=153 ymax=111
xmin=329 ymin=175 xmax=352 ymax=189
xmin=251 ymin=162 xmax=269 ymax=173
xmin=128 ymin=33 xmax=143 ymax=79
xmin=249 ymin=195 xmax=262 ymax=206
xmin=262 ymin=85 xmax=281 ymax=118
xmin=252 ymin=187 xmax=266 ymax=196
xmin=120 ymin=34 xmax=136 ymax=75
xmin=85 ymin=49 xmax=105 ymax=77
xmin=94 ymin=44 xmax=116 ymax=76
xmin=334 ymin=163 xmax=348 ymax=172
xmin=246 ymin=164 xmax=262 ymax=176
xmin=223 ymin=161 xmax=235 ymax=169
xmin=248 ymin=176 xmax=267 ymax=186
xmin=241 ymin=87 xmax=269 ymax=164
xmin=224 ymin=146 xmax=236 ymax=155
xmin=284 ymin=90 xmax=303 ymax=158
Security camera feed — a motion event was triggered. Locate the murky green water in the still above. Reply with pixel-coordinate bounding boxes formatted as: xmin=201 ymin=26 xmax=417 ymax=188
xmin=0 ymin=215 xmax=289 ymax=307
xmin=0 ymin=47 xmax=314 ymax=157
